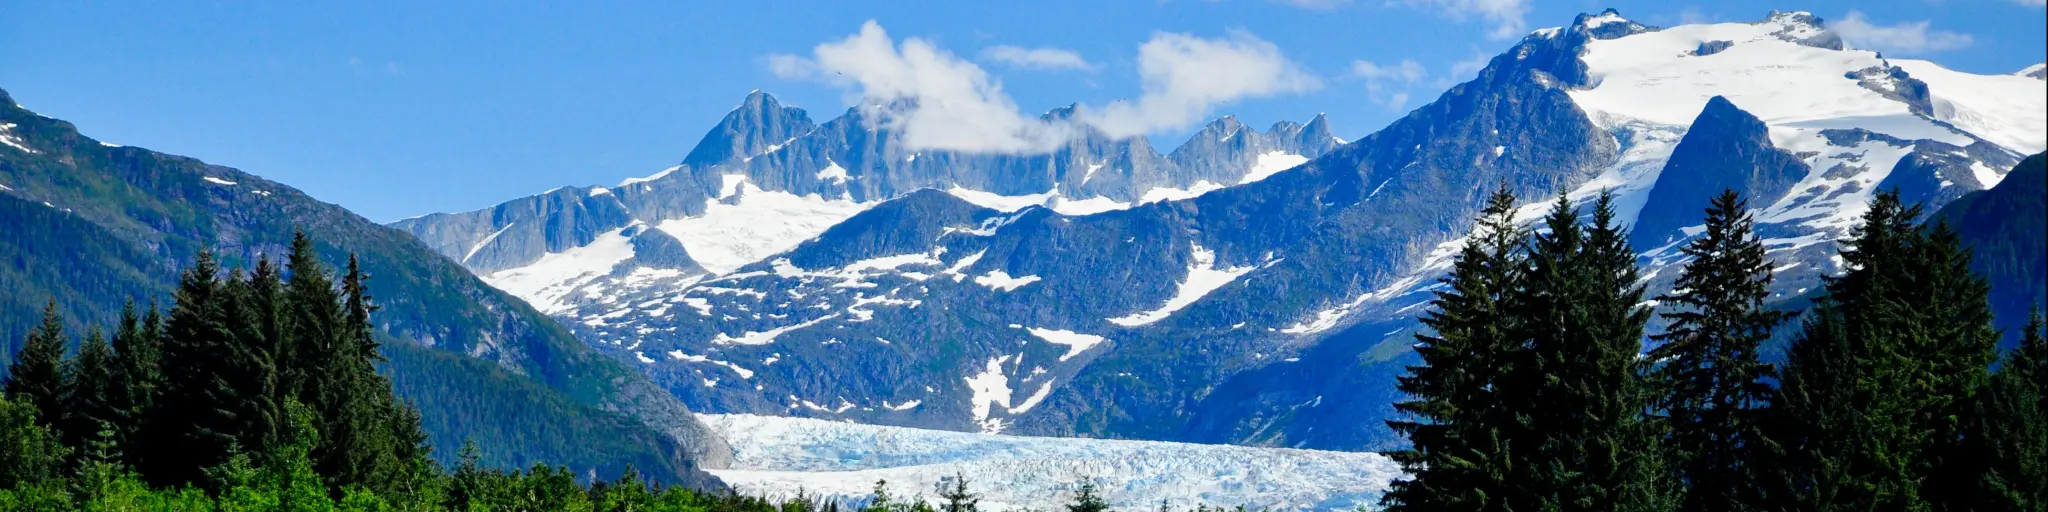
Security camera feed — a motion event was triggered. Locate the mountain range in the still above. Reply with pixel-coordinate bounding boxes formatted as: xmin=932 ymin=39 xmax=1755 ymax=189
xmin=384 ymin=9 xmax=2045 ymax=451
xmin=5 ymin=7 xmax=2043 ymax=470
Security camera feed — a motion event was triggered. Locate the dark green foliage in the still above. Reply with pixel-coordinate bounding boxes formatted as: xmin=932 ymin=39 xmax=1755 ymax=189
xmin=1948 ymin=312 xmax=2047 ymax=511
xmin=939 ymin=474 xmax=979 ymax=512
xmin=62 ymin=328 xmax=120 ymax=458
xmin=0 ymin=90 xmax=723 ymax=486
xmin=1647 ymin=191 xmax=1791 ymax=512
xmin=108 ymin=301 xmax=165 ymax=471
xmin=1499 ymin=192 xmax=1665 ymax=511
xmin=1066 ymin=480 xmax=1109 ymax=512
xmin=1762 ymin=191 xmax=2002 ymax=511
xmin=146 ymin=250 xmax=256 ymax=486
xmin=1382 ymin=184 xmax=1525 ymax=511
xmin=1386 ymin=190 xmax=1671 ymax=511
xmin=381 ymin=340 xmax=711 ymax=485
xmin=3 ymin=302 xmax=68 ymax=430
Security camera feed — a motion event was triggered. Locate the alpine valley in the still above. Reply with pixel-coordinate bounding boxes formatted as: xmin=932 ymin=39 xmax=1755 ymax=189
xmin=3 ymin=6 xmax=2044 ymax=509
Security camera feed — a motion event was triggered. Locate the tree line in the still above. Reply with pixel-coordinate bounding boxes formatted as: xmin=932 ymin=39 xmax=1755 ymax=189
xmin=0 ymin=233 xmax=1155 ymax=511
xmin=1383 ymin=187 xmax=2047 ymax=512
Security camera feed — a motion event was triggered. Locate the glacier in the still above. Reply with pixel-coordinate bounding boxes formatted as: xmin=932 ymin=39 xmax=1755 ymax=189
xmin=699 ymin=414 xmax=1403 ymax=511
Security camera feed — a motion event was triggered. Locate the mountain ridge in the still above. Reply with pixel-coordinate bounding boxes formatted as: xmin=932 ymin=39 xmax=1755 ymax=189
xmin=0 ymin=87 xmax=732 ymax=486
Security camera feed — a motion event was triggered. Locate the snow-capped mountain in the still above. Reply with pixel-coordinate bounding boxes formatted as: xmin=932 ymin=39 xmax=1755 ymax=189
xmin=397 ymin=9 xmax=2044 ymax=451
xmin=393 ymin=92 xmax=1340 ymax=312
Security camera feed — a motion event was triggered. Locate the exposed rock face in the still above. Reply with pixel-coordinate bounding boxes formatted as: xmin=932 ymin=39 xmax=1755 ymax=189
xmin=1631 ymin=96 xmax=1809 ymax=249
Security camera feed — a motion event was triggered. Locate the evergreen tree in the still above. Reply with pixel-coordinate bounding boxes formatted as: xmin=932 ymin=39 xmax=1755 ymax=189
xmin=109 ymin=301 xmax=165 ymax=471
xmin=144 ymin=249 xmax=248 ymax=487
xmin=222 ymin=260 xmax=288 ymax=465
xmin=63 ymin=328 xmax=120 ymax=457
xmin=1762 ymin=191 xmax=1999 ymax=511
xmin=319 ymin=253 xmax=427 ymax=496
xmin=1947 ymin=312 xmax=2047 ymax=511
xmin=864 ymin=479 xmax=897 ymax=512
xmin=1383 ymin=184 xmax=1525 ymax=511
xmin=1913 ymin=221 xmax=2004 ymax=511
xmin=1647 ymin=191 xmax=1791 ymax=512
xmin=1066 ymin=480 xmax=1109 ymax=512
xmin=445 ymin=439 xmax=496 ymax=511
xmin=4 ymin=301 xmax=69 ymax=429
xmin=285 ymin=231 xmax=342 ymax=404
xmin=1500 ymin=192 xmax=1662 ymax=512
xmin=938 ymin=473 xmax=980 ymax=512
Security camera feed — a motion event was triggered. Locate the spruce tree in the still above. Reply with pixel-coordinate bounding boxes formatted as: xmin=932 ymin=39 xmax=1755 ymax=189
xmin=1383 ymin=183 xmax=1525 ymax=511
xmin=1947 ymin=312 xmax=2046 ymax=511
xmin=317 ymin=253 xmax=424 ymax=494
xmin=284 ymin=231 xmax=341 ymax=403
xmin=939 ymin=473 xmax=980 ymax=512
xmin=63 ymin=328 xmax=120 ymax=457
xmin=1912 ymin=221 xmax=2003 ymax=511
xmin=144 ymin=249 xmax=245 ymax=487
xmin=222 ymin=262 xmax=287 ymax=460
xmin=1500 ymin=192 xmax=1662 ymax=512
xmin=1762 ymin=191 xmax=1998 ymax=511
xmin=1066 ymin=480 xmax=1109 ymax=512
xmin=4 ymin=301 xmax=69 ymax=430
xmin=110 ymin=301 xmax=164 ymax=471
xmin=1647 ymin=191 xmax=1791 ymax=512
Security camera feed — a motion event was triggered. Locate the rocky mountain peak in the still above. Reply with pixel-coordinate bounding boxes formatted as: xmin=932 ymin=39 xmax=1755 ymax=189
xmin=681 ymin=90 xmax=816 ymax=168
xmin=1571 ymin=8 xmax=1653 ymax=40
xmin=1761 ymin=10 xmax=1845 ymax=50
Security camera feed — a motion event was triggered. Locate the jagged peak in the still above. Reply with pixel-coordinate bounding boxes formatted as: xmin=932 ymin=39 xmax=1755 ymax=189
xmin=1565 ymin=8 xmax=1653 ymax=40
xmin=1759 ymin=10 xmax=1842 ymax=50
xmin=1040 ymin=103 xmax=1082 ymax=121
xmin=734 ymin=89 xmax=781 ymax=111
xmin=1196 ymin=115 xmax=1247 ymax=140
xmin=1762 ymin=10 xmax=1822 ymax=25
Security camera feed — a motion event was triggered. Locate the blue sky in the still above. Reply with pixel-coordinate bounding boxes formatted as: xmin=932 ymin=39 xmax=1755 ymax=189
xmin=2 ymin=1 xmax=2041 ymax=221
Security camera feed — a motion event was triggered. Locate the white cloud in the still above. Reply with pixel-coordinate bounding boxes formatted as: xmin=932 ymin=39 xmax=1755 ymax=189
xmin=1829 ymin=11 xmax=1973 ymax=55
xmin=1351 ymin=59 xmax=1426 ymax=111
xmin=2012 ymin=0 xmax=2045 ymax=7
xmin=1401 ymin=0 xmax=1532 ymax=40
xmin=768 ymin=22 xmax=1316 ymax=151
xmin=1447 ymin=53 xmax=1491 ymax=80
xmin=766 ymin=54 xmax=814 ymax=78
xmin=980 ymin=46 xmax=1095 ymax=71
xmin=1079 ymin=30 xmax=1320 ymax=138
xmin=1350 ymin=59 xmax=1426 ymax=84
xmin=771 ymin=21 xmax=1072 ymax=153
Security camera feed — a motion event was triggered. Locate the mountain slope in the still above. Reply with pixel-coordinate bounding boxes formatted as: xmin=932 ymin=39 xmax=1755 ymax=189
xmin=391 ymin=9 xmax=2042 ymax=452
xmin=539 ymin=8 xmax=1621 ymax=443
xmin=0 ymin=88 xmax=730 ymax=486
xmin=1934 ymin=153 xmax=2047 ymax=347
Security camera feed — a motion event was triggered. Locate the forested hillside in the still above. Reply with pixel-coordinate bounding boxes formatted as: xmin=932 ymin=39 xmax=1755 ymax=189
xmin=0 ymin=87 xmax=727 ymax=486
